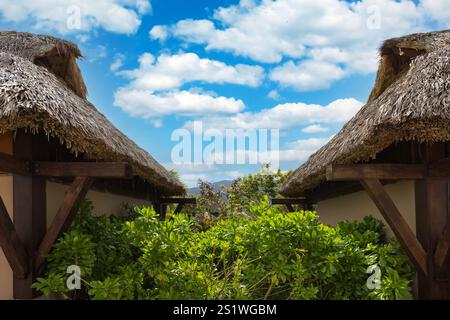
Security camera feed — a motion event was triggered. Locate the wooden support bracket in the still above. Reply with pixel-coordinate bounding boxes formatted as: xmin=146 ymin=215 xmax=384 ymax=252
xmin=285 ymin=204 xmax=295 ymax=212
xmin=361 ymin=179 xmax=428 ymax=275
xmin=174 ymin=203 xmax=185 ymax=214
xmin=35 ymin=177 xmax=94 ymax=273
xmin=434 ymin=221 xmax=450 ymax=278
xmin=158 ymin=198 xmax=197 ymax=216
xmin=0 ymin=196 xmax=29 ymax=278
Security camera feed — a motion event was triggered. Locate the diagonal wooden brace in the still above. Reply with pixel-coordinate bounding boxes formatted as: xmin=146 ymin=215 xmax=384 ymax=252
xmin=434 ymin=221 xmax=450 ymax=278
xmin=361 ymin=179 xmax=428 ymax=275
xmin=0 ymin=196 xmax=28 ymax=278
xmin=35 ymin=176 xmax=94 ymax=274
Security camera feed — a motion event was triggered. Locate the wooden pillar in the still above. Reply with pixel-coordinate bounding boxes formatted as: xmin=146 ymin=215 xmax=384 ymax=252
xmin=415 ymin=142 xmax=450 ymax=299
xmin=154 ymin=202 xmax=167 ymax=220
xmin=13 ymin=130 xmax=47 ymax=299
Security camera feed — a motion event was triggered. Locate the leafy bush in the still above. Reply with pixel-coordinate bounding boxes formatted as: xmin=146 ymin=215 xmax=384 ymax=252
xmin=33 ymin=198 xmax=414 ymax=300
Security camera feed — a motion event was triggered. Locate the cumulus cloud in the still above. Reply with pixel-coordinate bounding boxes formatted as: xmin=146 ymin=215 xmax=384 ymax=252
xmin=286 ymin=137 xmax=332 ymax=150
xmin=276 ymin=137 xmax=333 ymax=162
xmin=267 ymin=90 xmax=281 ymax=100
xmin=420 ymin=0 xmax=450 ymax=27
xmin=270 ymin=60 xmax=346 ymax=91
xmin=110 ymin=53 xmax=125 ymax=72
xmin=149 ymin=25 xmax=169 ymax=41
xmin=149 ymin=0 xmax=445 ymax=90
xmin=153 ymin=0 xmax=424 ymax=62
xmin=113 ymin=52 xmax=267 ymax=119
xmin=302 ymin=124 xmax=329 ymax=133
xmin=183 ymin=98 xmax=363 ymax=130
xmin=0 ymin=0 xmax=152 ymax=34
xmin=114 ymin=89 xmax=245 ymax=118
xmin=119 ymin=52 xmax=264 ymax=91
xmin=214 ymin=136 xmax=332 ymax=163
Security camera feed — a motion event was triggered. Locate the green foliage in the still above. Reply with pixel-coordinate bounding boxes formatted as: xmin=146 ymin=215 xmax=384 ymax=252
xmin=33 ymin=197 xmax=414 ymax=300
xmin=225 ymin=164 xmax=288 ymax=215
xmin=32 ymin=273 xmax=69 ymax=299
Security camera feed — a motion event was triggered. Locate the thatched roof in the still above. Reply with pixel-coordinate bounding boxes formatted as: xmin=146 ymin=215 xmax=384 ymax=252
xmin=280 ymin=29 xmax=450 ymax=197
xmin=0 ymin=31 xmax=184 ymax=196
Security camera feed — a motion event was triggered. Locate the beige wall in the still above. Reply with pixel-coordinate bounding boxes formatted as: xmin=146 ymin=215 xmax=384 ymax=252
xmin=0 ymin=176 xmax=14 ymax=300
xmin=46 ymin=181 xmax=153 ymax=223
xmin=317 ymin=181 xmax=416 ymax=237
xmin=0 ymin=133 xmax=13 ymax=300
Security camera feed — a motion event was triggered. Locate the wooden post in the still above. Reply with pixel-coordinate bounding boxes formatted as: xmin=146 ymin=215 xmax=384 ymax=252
xmin=154 ymin=202 xmax=167 ymax=220
xmin=13 ymin=130 xmax=47 ymax=299
xmin=415 ymin=143 xmax=450 ymax=299
xmin=361 ymin=179 xmax=427 ymax=275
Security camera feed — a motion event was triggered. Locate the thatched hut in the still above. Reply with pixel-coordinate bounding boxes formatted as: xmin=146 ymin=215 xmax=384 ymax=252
xmin=279 ymin=29 xmax=450 ymax=299
xmin=0 ymin=31 xmax=184 ymax=299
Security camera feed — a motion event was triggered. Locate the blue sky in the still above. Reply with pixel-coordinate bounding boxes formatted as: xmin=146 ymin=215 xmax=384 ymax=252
xmin=0 ymin=0 xmax=448 ymax=186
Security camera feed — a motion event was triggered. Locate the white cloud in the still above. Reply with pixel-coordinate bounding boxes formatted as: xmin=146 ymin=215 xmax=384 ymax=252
xmin=302 ymin=124 xmax=329 ymax=133
xmin=184 ymin=98 xmax=363 ymax=130
xmin=277 ymin=137 xmax=332 ymax=162
xmin=151 ymin=119 xmax=163 ymax=128
xmin=83 ymin=44 xmax=107 ymax=63
xmin=113 ymin=51 xmax=267 ymax=119
xmin=267 ymin=90 xmax=281 ymax=100
xmin=420 ymin=0 xmax=450 ymax=27
xmin=149 ymin=25 xmax=169 ymax=41
xmin=119 ymin=52 xmax=264 ymax=91
xmin=270 ymin=60 xmax=346 ymax=91
xmin=277 ymin=149 xmax=317 ymax=162
xmin=215 ymin=138 xmax=331 ymax=163
xmin=114 ymin=88 xmax=244 ymax=118
xmin=150 ymin=0 xmax=439 ymax=90
xmin=0 ymin=0 xmax=152 ymax=34
xmin=165 ymin=163 xmax=238 ymax=186
xmin=110 ymin=53 xmax=125 ymax=72
xmin=286 ymin=137 xmax=332 ymax=150
xmin=179 ymin=173 xmax=209 ymax=187
xmin=155 ymin=0 xmax=425 ymax=63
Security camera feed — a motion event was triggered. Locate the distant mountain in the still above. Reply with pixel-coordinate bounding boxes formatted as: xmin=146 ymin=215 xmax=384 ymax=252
xmin=188 ymin=180 xmax=234 ymax=195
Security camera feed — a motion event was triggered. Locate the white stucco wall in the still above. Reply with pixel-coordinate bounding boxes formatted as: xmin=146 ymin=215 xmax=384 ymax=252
xmin=317 ymin=181 xmax=416 ymax=237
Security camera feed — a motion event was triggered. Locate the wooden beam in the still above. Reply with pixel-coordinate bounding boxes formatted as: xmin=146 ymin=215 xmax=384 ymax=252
xmin=0 ymin=196 xmax=28 ymax=279
xmin=361 ymin=179 xmax=428 ymax=275
xmin=285 ymin=204 xmax=295 ymax=212
xmin=33 ymin=162 xmax=132 ymax=178
xmin=153 ymin=202 xmax=168 ymax=220
xmin=159 ymin=197 xmax=196 ymax=205
xmin=270 ymin=198 xmax=306 ymax=205
xmin=35 ymin=177 xmax=94 ymax=274
xmin=428 ymin=157 xmax=450 ymax=179
xmin=326 ymin=164 xmax=426 ymax=181
xmin=0 ymin=152 xmax=30 ymax=175
xmin=174 ymin=203 xmax=185 ymax=214
xmin=434 ymin=221 xmax=450 ymax=278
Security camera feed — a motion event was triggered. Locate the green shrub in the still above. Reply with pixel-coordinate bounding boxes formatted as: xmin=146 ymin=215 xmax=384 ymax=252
xmin=33 ymin=198 xmax=414 ymax=300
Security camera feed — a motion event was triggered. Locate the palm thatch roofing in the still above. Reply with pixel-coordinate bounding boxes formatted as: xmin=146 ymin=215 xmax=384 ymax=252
xmin=280 ymin=29 xmax=450 ymax=197
xmin=0 ymin=31 xmax=184 ymax=196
